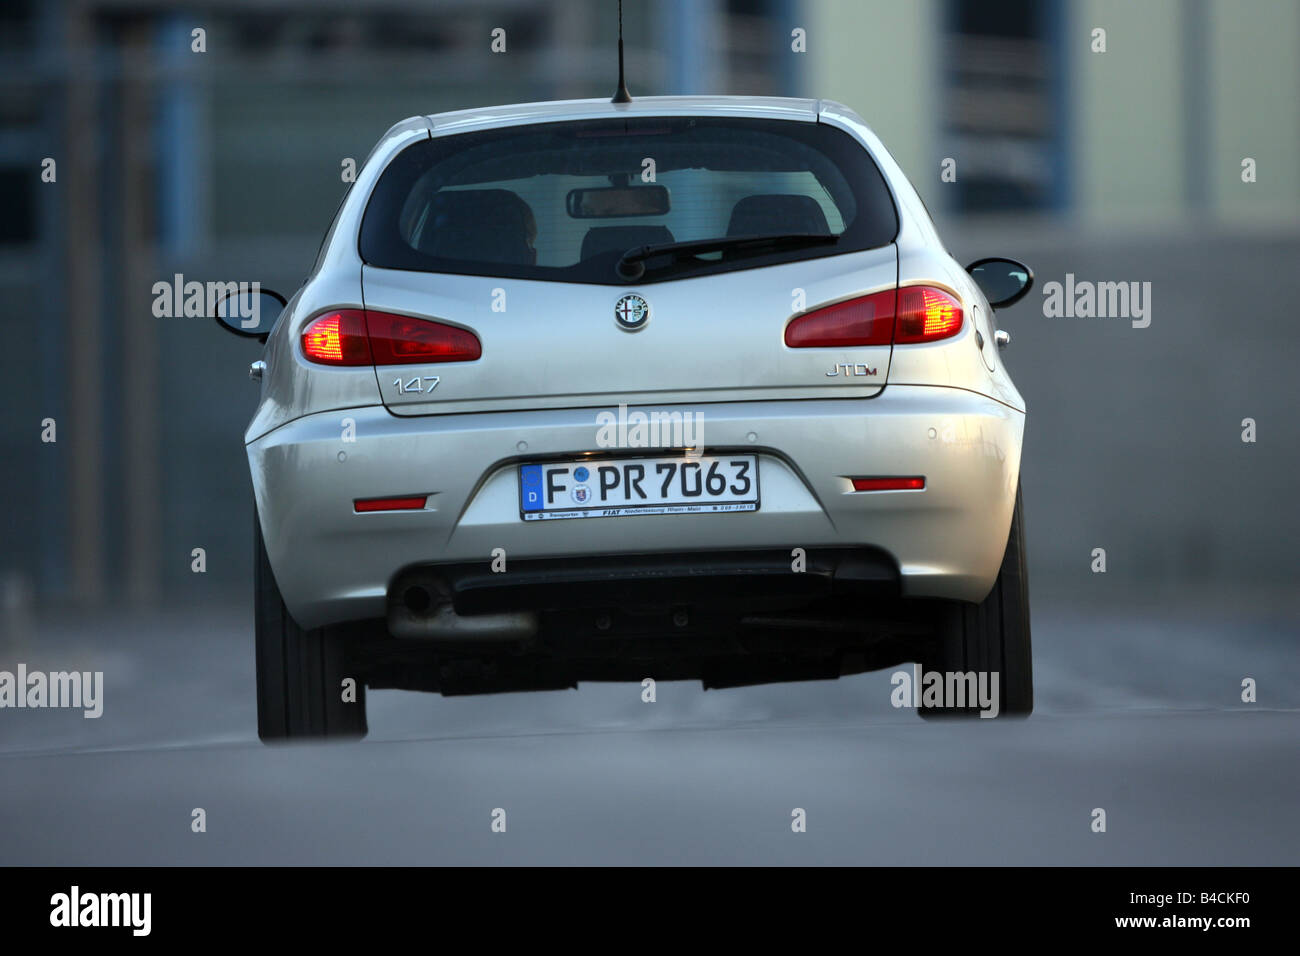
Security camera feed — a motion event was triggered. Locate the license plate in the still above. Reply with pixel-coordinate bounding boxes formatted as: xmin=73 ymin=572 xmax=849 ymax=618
xmin=519 ymin=455 xmax=759 ymax=521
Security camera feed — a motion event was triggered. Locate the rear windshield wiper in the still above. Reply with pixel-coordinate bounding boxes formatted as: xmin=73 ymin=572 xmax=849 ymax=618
xmin=616 ymin=233 xmax=839 ymax=280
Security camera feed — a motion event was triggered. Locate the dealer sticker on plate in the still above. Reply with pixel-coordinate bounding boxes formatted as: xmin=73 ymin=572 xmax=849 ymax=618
xmin=519 ymin=455 xmax=759 ymax=520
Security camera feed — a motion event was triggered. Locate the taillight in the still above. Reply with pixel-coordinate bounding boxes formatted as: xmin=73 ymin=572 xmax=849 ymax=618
xmin=784 ymin=286 xmax=963 ymax=348
xmin=366 ymin=311 xmax=481 ymax=365
xmin=784 ymin=290 xmax=895 ymax=348
xmin=894 ymin=286 xmax=963 ymax=343
xmin=301 ymin=309 xmax=481 ymax=366
xmin=302 ymin=310 xmax=371 ymax=366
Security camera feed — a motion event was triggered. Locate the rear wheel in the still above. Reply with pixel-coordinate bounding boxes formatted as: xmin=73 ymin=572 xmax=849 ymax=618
xmin=920 ymin=483 xmax=1032 ymax=718
xmin=255 ymin=512 xmax=368 ymax=741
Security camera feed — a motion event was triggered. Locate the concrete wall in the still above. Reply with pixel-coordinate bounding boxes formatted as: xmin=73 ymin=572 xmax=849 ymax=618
xmin=1070 ymin=0 xmax=1188 ymax=224
xmin=1207 ymin=0 xmax=1300 ymax=223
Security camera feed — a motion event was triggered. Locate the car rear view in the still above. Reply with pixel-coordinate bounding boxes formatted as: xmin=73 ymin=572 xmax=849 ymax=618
xmin=239 ymin=97 xmax=1032 ymax=740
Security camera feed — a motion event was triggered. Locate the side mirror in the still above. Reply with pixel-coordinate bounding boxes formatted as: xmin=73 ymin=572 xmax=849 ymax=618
xmin=966 ymin=257 xmax=1033 ymax=309
xmin=212 ymin=287 xmax=287 ymax=341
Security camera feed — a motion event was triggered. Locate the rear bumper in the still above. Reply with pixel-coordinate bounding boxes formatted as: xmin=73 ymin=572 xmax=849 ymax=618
xmin=248 ymin=385 xmax=1024 ymax=629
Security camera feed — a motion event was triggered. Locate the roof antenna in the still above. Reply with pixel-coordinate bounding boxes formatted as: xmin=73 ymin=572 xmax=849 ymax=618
xmin=611 ymin=0 xmax=632 ymax=103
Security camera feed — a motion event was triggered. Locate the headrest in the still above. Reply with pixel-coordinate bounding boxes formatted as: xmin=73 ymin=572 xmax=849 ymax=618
xmin=726 ymin=194 xmax=830 ymax=237
xmin=418 ymin=189 xmax=536 ymax=265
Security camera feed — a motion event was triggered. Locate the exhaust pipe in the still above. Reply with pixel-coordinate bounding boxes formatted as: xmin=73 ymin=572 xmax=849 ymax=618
xmin=387 ymin=582 xmax=537 ymax=642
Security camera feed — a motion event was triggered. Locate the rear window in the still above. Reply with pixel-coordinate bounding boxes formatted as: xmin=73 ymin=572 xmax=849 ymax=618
xmin=359 ymin=116 xmax=898 ymax=285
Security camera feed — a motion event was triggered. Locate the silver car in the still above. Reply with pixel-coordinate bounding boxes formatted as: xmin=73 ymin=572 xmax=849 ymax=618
xmin=215 ymin=95 xmax=1035 ymax=740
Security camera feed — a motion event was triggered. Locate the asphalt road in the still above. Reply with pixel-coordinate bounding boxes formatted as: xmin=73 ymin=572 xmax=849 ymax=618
xmin=0 ymin=590 xmax=1296 ymax=865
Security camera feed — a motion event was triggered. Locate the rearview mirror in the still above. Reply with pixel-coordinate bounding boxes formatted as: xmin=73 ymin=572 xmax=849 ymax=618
xmin=966 ymin=257 xmax=1034 ymax=309
xmin=566 ymin=185 xmax=670 ymax=218
xmin=212 ymin=287 xmax=287 ymax=341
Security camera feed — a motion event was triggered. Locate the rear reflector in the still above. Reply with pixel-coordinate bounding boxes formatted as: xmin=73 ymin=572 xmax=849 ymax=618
xmin=785 ymin=286 xmax=963 ymax=348
xmin=354 ymin=495 xmax=428 ymax=513
xmin=850 ymin=477 xmax=925 ymax=492
xmin=301 ymin=309 xmax=481 ymax=366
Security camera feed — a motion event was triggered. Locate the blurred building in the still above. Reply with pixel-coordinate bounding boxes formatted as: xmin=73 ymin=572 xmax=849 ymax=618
xmin=0 ymin=0 xmax=796 ymax=605
xmin=808 ymin=0 xmax=1300 ymax=225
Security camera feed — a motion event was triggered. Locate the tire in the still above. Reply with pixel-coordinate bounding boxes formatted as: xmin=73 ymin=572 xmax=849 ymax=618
xmin=919 ymin=482 xmax=1032 ymax=718
xmin=255 ymin=511 xmax=368 ymax=741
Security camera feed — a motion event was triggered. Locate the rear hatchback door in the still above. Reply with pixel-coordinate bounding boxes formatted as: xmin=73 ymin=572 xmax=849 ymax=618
xmin=358 ymin=114 xmax=899 ymax=415
xmin=362 ymin=250 xmax=895 ymax=415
